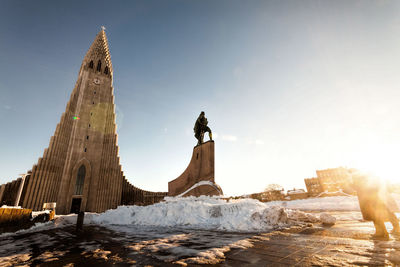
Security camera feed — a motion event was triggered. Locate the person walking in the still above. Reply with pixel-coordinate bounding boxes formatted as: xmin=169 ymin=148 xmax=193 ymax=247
xmin=351 ymin=173 xmax=400 ymax=239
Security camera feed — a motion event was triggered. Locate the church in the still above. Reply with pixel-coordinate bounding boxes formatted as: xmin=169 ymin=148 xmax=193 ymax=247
xmin=0 ymin=29 xmax=166 ymax=214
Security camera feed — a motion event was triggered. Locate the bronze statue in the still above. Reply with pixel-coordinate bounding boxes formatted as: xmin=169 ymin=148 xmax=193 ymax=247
xmin=194 ymin=111 xmax=212 ymax=145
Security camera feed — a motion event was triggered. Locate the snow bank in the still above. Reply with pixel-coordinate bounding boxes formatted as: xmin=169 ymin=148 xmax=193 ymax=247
xmin=265 ymin=194 xmax=400 ymax=211
xmin=0 ymin=205 xmax=22 ymax=209
xmin=266 ymin=196 xmax=361 ymax=211
xmin=87 ymin=196 xmax=319 ymax=231
xmin=0 ymin=214 xmax=76 ymax=238
xmin=0 ymin=221 xmax=54 ymax=238
xmin=32 ymin=210 xmax=50 ymax=218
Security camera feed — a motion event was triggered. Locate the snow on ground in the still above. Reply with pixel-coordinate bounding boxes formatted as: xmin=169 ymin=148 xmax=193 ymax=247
xmin=176 ymin=181 xmax=221 ymax=197
xmin=0 ymin=205 xmax=22 ymax=209
xmin=266 ymin=194 xmax=400 ymax=212
xmin=4 ymin=194 xmax=400 ymax=236
xmin=86 ymin=196 xmax=319 ymax=231
xmin=125 ymin=232 xmax=254 ymax=265
xmin=0 ymin=214 xmax=77 ymax=238
xmin=86 ymin=194 xmax=400 ymax=230
xmin=2 ymin=196 xmax=321 ymax=236
xmin=0 ymin=221 xmax=55 ymax=238
xmin=31 ymin=210 xmax=50 ymax=218
xmin=265 ymin=196 xmax=361 ymax=211
xmin=4 ymin=195 xmax=400 ymax=265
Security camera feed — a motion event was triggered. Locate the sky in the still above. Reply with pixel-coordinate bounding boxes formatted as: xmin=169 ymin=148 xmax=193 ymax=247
xmin=0 ymin=0 xmax=399 ymax=196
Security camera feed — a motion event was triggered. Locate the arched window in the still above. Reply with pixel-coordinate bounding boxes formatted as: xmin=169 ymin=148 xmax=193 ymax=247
xmin=89 ymin=60 xmax=94 ymax=69
xmin=104 ymin=66 xmax=109 ymax=75
xmin=96 ymin=60 xmax=102 ymax=72
xmin=75 ymin=165 xmax=85 ymax=195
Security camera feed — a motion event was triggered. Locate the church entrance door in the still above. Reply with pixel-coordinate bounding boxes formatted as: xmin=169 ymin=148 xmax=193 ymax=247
xmin=70 ymin=198 xmax=82 ymax=214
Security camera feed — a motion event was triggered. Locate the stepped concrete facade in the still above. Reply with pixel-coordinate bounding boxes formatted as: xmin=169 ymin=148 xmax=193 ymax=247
xmin=0 ymin=30 xmax=166 ymax=214
xmin=168 ymin=141 xmax=223 ymax=197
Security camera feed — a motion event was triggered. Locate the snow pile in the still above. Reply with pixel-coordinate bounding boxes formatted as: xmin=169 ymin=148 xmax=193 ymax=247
xmin=88 ymin=196 xmax=319 ymax=231
xmin=319 ymin=213 xmax=336 ymax=225
xmin=53 ymin=214 xmax=80 ymax=226
xmin=32 ymin=210 xmax=50 ymax=218
xmin=0 ymin=205 xmax=22 ymax=209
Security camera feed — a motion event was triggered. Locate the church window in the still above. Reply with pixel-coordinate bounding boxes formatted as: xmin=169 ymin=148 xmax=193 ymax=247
xmin=84 ymin=148 xmax=87 ymax=152
xmin=104 ymin=66 xmax=109 ymax=74
xmin=93 ymin=101 xmax=95 ymax=104
xmin=86 ymin=136 xmax=89 ymax=140
xmin=96 ymin=60 xmax=102 ymax=72
xmin=89 ymin=60 xmax=94 ymax=69
xmin=75 ymin=165 xmax=86 ymax=195
xmin=88 ymin=124 xmax=91 ymax=128
xmin=94 ymin=91 xmax=96 ymax=94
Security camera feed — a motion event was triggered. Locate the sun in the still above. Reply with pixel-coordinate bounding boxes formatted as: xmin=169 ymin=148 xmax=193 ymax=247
xmin=351 ymin=144 xmax=399 ymax=185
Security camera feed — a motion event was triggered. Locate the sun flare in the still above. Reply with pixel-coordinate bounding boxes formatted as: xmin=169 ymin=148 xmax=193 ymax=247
xmin=351 ymin=144 xmax=399 ymax=184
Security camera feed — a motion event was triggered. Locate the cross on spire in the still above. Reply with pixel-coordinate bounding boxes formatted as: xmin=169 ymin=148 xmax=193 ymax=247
xmin=101 ymin=26 xmax=106 ymax=31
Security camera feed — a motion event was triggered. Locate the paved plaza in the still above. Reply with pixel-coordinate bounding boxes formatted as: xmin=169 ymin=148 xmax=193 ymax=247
xmin=1 ymin=211 xmax=400 ymax=266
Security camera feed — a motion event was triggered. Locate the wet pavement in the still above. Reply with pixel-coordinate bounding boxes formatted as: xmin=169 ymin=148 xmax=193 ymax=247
xmin=1 ymin=211 xmax=400 ymax=266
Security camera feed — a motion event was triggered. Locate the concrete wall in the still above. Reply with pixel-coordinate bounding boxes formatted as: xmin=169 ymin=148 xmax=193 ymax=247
xmin=0 ymin=178 xmax=22 ymax=206
xmin=121 ymin=178 xmax=167 ymax=206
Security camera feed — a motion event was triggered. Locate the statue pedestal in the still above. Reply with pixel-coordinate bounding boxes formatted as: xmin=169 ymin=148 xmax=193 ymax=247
xmin=168 ymin=141 xmax=223 ymax=197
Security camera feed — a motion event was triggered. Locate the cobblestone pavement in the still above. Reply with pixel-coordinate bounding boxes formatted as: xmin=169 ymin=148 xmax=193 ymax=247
xmin=1 ymin=212 xmax=400 ymax=266
xmin=222 ymin=227 xmax=400 ymax=266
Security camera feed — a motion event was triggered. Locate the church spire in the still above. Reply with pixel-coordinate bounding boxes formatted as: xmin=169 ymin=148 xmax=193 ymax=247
xmin=83 ymin=27 xmax=113 ymax=75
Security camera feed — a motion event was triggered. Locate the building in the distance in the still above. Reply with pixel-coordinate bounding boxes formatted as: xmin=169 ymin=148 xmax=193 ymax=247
xmin=247 ymin=189 xmax=285 ymax=202
xmin=304 ymin=167 xmax=355 ymax=197
xmin=0 ymin=29 xmax=167 ymax=214
xmin=286 ymin=188 xmax=308 ymax=200
xmin=303 ymin=177 xmax=323 ymax=197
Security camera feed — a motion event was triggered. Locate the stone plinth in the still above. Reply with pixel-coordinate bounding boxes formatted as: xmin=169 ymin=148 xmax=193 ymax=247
xmin=168 ymin=141 xmax=223 ymax=197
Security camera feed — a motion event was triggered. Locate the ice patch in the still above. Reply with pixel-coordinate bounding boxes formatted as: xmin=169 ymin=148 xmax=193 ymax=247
xmin=126 ymin=232 xmax=254 ymax=265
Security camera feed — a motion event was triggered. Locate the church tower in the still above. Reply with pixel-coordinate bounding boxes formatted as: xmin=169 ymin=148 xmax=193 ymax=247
xmin=20 ymin=29 xmax=124 ymax=214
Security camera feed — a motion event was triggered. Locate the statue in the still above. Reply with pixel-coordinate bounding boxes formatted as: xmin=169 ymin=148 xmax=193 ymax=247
xmin=194 ymin=111 xmax=212 ymax=146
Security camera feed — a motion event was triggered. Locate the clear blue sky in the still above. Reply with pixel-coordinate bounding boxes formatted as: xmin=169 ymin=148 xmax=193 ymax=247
xmin=1 ymin=1 xmax=399 ymax=195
